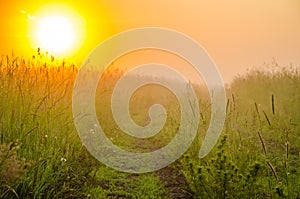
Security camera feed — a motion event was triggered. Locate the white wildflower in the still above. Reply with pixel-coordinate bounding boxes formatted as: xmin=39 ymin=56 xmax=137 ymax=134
xmin=90 ymin=129 xmax=95 ymax=134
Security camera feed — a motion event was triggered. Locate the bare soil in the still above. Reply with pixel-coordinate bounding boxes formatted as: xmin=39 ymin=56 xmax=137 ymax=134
xmin=156 ymin=166 xmax=194 ymax=199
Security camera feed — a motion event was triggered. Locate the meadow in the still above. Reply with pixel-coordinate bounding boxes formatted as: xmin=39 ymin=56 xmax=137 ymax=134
xmin=0 ymin=52 xmax=299 ymax=198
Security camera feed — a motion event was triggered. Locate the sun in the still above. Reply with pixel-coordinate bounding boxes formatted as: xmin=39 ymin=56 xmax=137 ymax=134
xmin=28 ymin=3 xmax=86 ymax=57
xmin=37 ymin=16 xmax=75 ymax=54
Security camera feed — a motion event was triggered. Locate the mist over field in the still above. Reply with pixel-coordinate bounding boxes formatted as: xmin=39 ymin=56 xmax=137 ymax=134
xmin=0 ymin=53 xmax=299 ymax=198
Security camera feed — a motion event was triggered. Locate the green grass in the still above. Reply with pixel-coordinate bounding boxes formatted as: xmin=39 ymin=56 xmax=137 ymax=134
xmin=181 ymin=65 xmax=300 ymax=198
xmin=83 ymin=167 xmax=167 ymax=198
xmin=0 ymin=52 xmax=299 ymax=198
xmin=0 ymin=53 xmax=167 ymax=198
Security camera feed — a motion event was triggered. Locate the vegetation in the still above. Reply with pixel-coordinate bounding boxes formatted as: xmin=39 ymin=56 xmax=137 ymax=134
xmin=181 ymin=64 xmax=300 ymax=198
xmin=0 ymin=52 xmax=299 ymax=198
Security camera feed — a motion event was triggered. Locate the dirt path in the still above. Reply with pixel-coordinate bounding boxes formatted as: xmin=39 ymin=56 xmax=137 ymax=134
xmin=135 ymin=126 xmax=194 ymax=198
xmin=156 ymin=166 xmax=194 ymax=199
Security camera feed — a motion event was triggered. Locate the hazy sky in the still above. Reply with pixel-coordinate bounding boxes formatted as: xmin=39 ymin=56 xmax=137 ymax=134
xmin=0 ymin=0 xmax=299 ymax=82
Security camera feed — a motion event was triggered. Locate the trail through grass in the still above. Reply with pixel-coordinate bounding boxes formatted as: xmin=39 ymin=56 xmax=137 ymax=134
xmin=0 ymin=52 xmax=299 ymax=198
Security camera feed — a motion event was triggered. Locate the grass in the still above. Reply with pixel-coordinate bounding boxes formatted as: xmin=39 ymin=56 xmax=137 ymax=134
xmin=0 ymin=51 xmax=299 ymax=198
xmin=83 ymin=167 xmax=167 ymax=198
xmin=181 ymin=65 xmax=300 ymax=198
xmin=0 ymin=52 xmax=168 ymax=198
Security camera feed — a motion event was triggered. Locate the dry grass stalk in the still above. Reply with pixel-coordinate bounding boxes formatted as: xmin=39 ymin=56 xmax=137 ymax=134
xmin=266 ymin=160 xmax=278 ymax=181
xmin=271 ymin=94 xmax=275 ymax=115
xmin=257 ymin=131 xmax=267 ymax=156
xmin=262 ymin=110 xmax=271 ymax=126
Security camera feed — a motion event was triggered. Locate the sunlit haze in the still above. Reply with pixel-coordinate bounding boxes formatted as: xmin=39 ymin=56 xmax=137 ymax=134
xmin=0 ymin=0 xmax=299 ymax=82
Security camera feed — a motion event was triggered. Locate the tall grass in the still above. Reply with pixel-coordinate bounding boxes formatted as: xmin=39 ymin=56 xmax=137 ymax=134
xmin=0 ymin=52 xmax=168 ymax=198
xmin=1 ymin=51 xmax=299 ymax=198
xmin=181 ymin=65 xmax=300 ymax=198
xmin=0 ymin=53 xmax=97 ymax=198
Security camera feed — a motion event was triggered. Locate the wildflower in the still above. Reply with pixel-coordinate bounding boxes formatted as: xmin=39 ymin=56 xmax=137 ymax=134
xmin=60 ymin=157 xmax=67 ymax=162
xmin=90 ymin=129 xmax=95 ymax=134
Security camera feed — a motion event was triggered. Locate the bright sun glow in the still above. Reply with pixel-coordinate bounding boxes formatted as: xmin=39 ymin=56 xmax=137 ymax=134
xmin=37 ymin=16 xmax=75 ymax=54
xmin=28 ymin=3 xmax=86 ymax=57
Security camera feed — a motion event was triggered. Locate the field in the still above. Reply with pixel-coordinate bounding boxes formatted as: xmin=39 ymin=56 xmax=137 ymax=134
xmin=0 ymin=52 xmax=299 ymax=198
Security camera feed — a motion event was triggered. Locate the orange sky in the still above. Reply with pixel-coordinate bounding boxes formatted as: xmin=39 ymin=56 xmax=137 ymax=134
xmin=0 ymin=0 xmax=299 ymax=82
